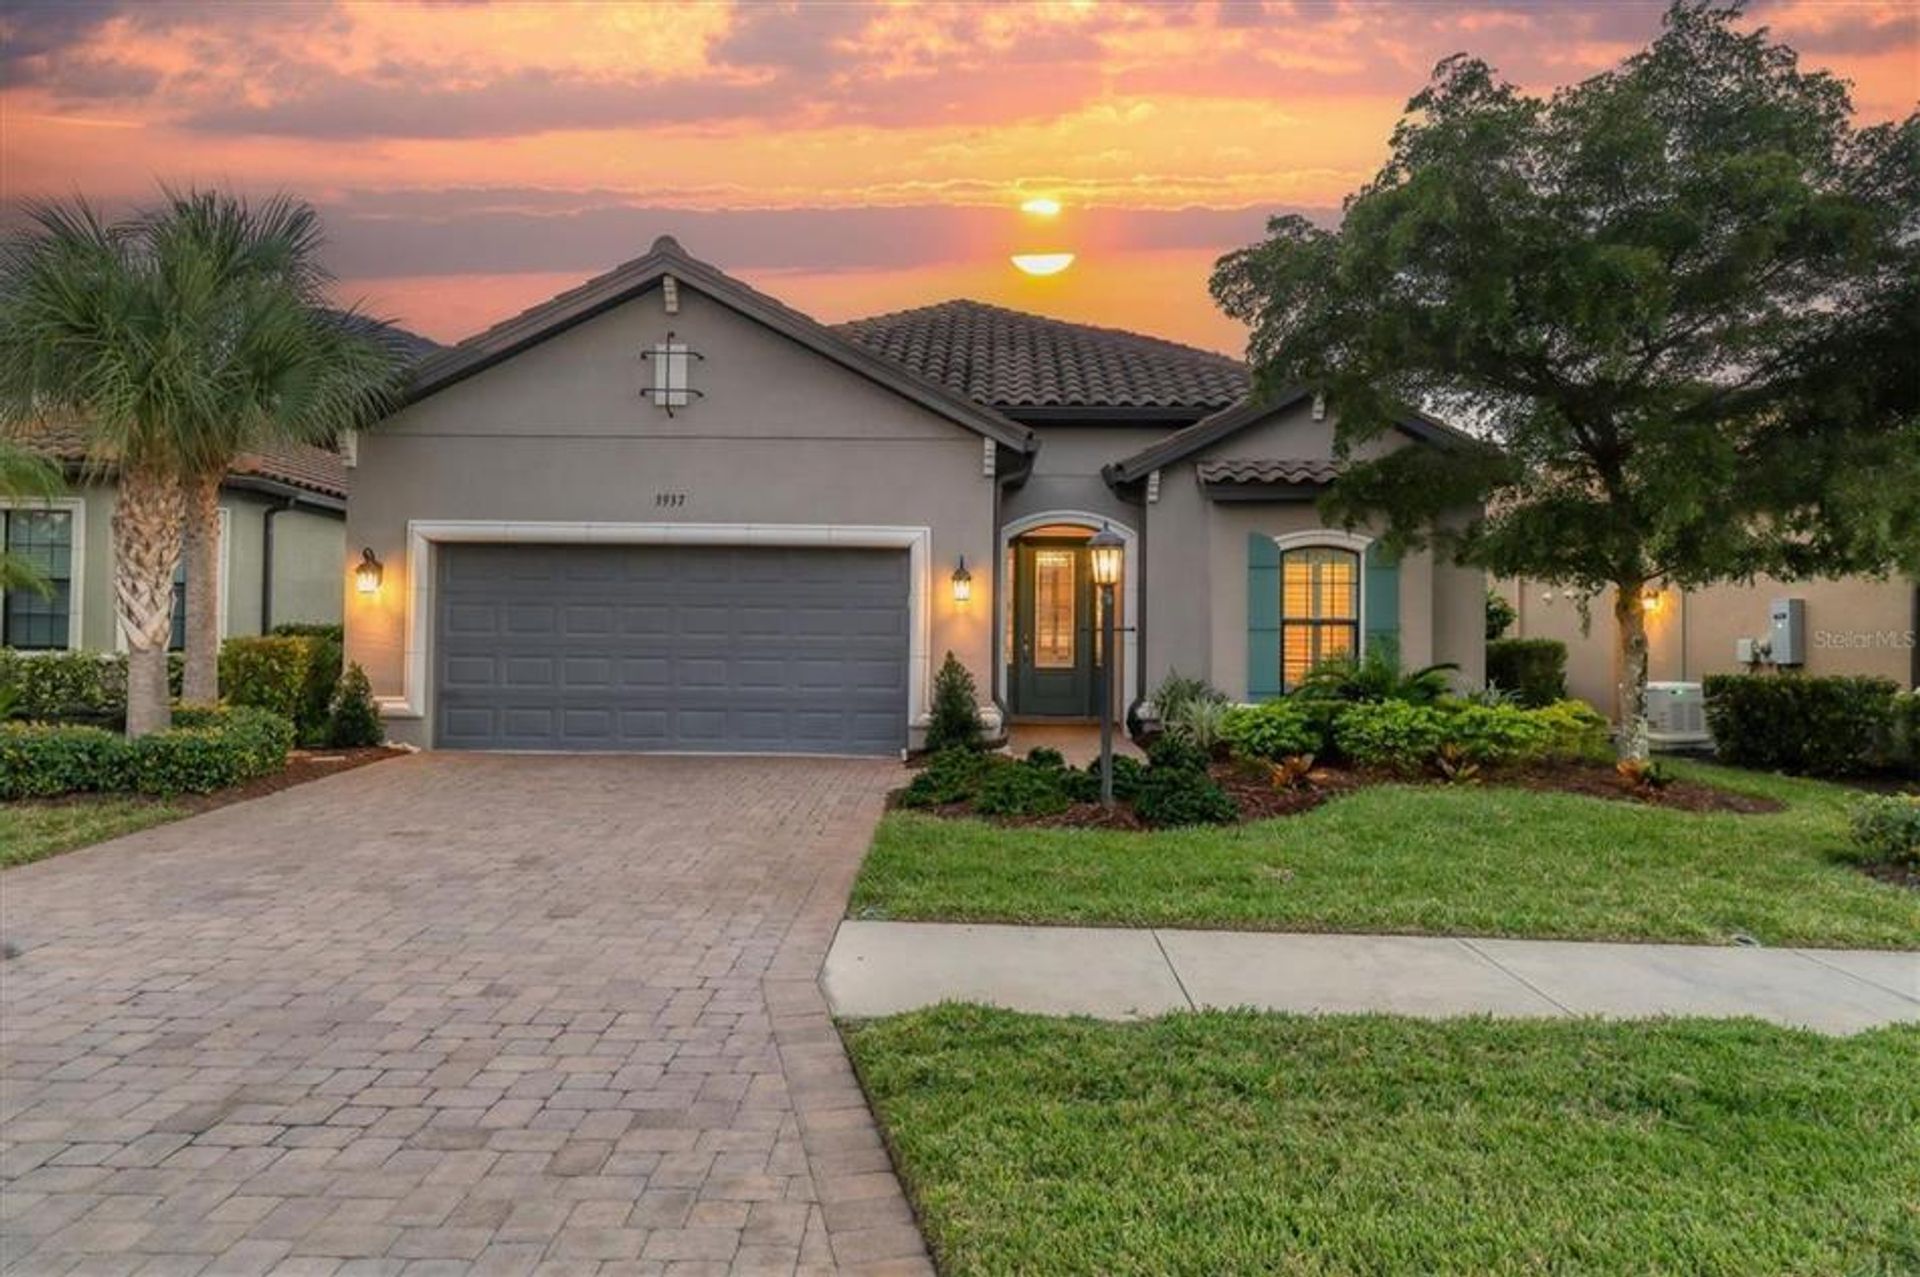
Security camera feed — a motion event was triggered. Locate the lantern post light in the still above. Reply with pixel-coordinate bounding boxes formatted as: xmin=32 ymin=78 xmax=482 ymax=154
xmin=1087 ymin=525 xmax=1125 ymax=808
xmin=354 ymin=547 xmax=384 ymax=596
xmin=951 ymin=556 xmax=972 ymax=604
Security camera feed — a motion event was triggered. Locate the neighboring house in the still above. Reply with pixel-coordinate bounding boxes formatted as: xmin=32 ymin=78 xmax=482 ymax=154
xmin=345 ymin=236 xmax=1484 ymax=754
xmin=1498 ymin=575 xmax=1919 ymax=716
xmin=1 ymin=325 xmax=439 ymax=654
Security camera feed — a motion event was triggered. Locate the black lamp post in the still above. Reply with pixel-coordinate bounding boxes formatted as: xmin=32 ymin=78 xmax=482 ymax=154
xmin=1087 ymin=524 xmax=1125 ymax=808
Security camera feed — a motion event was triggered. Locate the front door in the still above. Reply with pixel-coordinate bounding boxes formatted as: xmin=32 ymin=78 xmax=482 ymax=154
xmin=1013 ymin=539 xmax=1096 ymax=717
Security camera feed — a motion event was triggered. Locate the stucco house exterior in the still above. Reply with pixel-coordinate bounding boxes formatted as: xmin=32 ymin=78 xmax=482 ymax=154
xmin=345 ymin=236 xmax=1485 ymax=754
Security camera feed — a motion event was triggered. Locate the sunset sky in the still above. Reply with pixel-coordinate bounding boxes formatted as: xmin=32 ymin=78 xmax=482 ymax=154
xmin=4 ymin=1 xmax=1914 ymax=355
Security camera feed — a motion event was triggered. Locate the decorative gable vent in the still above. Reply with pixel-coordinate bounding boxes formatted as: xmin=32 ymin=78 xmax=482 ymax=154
xmin=641 ymin=331 xmax=704 ymax=417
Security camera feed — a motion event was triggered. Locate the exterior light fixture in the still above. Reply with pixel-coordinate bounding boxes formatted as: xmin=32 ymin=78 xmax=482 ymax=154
xmin=641 ymin=330 xmax=705 ymax=416
xmin=951 ymin=556 xmax=973 ymax=604
xmin=354 ymin=547 xmax=383 ymax=595
xmin=1641 ymin=587 xmax=1662 ymax=613
xmin=1087 ymin=524 xmax=1126 ymax=808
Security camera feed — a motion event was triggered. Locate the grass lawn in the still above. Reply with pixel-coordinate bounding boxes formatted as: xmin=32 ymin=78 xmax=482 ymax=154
xmin=852 ymin=761 xmax=1920 ymax=948
xmin=0 ymin=797 xmax=185 ymax=869
xmin=846 ymin=1005 xmax=1920 ymax=1276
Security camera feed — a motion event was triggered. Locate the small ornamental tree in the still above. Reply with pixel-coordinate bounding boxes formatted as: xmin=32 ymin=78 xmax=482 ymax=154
xmin=924 ymin=651 xmax=984 ymax=752
xmin=1211 ymin=2 xmax=1919 ymax=758
xmin=326 ymin=662 xmax=384 ymax=749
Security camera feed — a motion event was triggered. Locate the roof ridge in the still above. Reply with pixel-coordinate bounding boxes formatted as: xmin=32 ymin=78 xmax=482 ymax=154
xmin=835 ymin=297 xmax=1246 ymax=368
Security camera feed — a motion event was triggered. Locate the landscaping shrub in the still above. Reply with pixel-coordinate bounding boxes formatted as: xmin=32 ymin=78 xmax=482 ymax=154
xmin=1167 ymin=697 xmax=1232 ymax=757
xmin=1844 ymin=795 xmax=1920 ymax=868
xmin=1065 ymin=754 xmax=1145 ymax=803
xmin=218 ymin=635 xmax=312 ymax=725
xmin=1134 ymin=765 xmax=1238 ymax=827
xmin=125 ymin=704 xmax=294 ymax=795
xmin=1294 ymin=645 xmax=1457 ymax=706
xmin=1331 ymin=701 xmax=1564 ymax=773
xmin=326 ymin=662 xmax=384 ymax=748
xmin=1703 ymin=674 xmax=1900 ymax=777
xmin=269 ymin=622 xmax=344 ymax=643
xmin=1025 ymin=746 xmax=1068 ymax=771
xmin=1150 ymin=671 xmax=1227 ymax=728
xmin=1485 ymin=638 xmax=1568 ymax=708
xmin=1485 ymin=589 xmax=1517 ymax=641
xmin=925 ymin=652 xmax=984 ymax=752
xmin=297 ymin=633 xmax=345 ymax=745
xmin=0 ymin=722 xmax=129 ymax=799
xmin=899 ymin=748 xmax=998 ymax=807
xmin=1221 ymin=700 xmax=1323 ymax=761
xmin=1534 ymin=699 xmax=1614 ymax=763
xmin=1332 ymin=702 xmax=1453 ymax=771
xmin=973 ymin=762 xmax=1071 ymax=819
xmin=1145 ymin=733 xmax=1209 ymax=775
xmin=1888 ymin=692 xmax=1919 ymax=775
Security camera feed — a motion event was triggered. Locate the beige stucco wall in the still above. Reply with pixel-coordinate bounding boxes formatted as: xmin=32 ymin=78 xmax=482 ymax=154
xmin=344 ymin=281 xmax=999 ymax=748
xmin=1141 ymin=399 xmax=1485 ymax=701
xmin=1501 ymin=574 xmax=1919 ymax=716
xmin=5 ymin=481 xmax=343 ymax=651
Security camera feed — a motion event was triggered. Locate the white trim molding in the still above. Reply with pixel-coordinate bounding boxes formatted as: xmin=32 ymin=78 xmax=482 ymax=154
xmin=1272 ymin=528 xmax=1372 ymax=555
xmin=0 ymin=495 xmax=86 ymax=651
xmin=378 ymin=521 xmax=935 ymax=745
xmin=1271 ymin=528 xmax=1376 ymax=674
xmin=996 ymin=510 xmax=1141 ymax=713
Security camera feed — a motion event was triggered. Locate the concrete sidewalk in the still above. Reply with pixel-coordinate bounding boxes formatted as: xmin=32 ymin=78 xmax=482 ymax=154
xmin=823 ymin=922 xmax=1920 ymax=1035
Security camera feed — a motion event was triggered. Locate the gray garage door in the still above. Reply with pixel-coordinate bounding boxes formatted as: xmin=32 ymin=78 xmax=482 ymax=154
xmin=435 ymin=543 xmax=909 ymax=754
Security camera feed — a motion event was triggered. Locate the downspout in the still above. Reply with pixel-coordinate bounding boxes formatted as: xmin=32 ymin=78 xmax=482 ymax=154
xmin=259 ymin=495 xmax=295 ymax=633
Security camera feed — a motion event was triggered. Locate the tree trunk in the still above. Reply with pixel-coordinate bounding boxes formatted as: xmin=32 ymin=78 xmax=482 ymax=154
xmin=113 ymin=459 xmax=185 ymax=738
xmin=180 ymin=470 xmax=223 ymax=703
xmin=1613 ymin=581 xmax=1651 ymax=763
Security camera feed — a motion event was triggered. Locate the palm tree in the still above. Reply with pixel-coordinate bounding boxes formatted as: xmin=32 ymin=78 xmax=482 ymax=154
xmin=0 ymin=438 xmax=63 ymax=595
xmin=0 ymin=193 xmax=399 ymax=736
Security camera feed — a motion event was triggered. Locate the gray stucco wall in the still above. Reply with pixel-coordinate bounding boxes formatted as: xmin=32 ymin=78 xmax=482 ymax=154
xmin=1139 ymin=399 xmax=1484 ymax=701
xmin=344 ymin=281 xmax=999 ymax=748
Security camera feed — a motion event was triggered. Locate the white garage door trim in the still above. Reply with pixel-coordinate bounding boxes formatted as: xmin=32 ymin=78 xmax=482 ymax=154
xmin=378 ymin=521 xmax=933 ymax=740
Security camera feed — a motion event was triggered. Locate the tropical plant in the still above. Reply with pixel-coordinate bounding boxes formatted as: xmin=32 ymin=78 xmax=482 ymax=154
xmin=0 ymin=438 xmax=63 ymax=596
xmin=1292 ymin=644 xmax=1457 ymax=706
xmin=0 ymin=191 xmax=399 ymax=734
xmin=1212 ymin=2 xmax=1920 ymax=760
xmin=1149 ymin=670 xmax=1227 ymax=728
xmin=1167 ymin=696 xmax=1232 ymax=758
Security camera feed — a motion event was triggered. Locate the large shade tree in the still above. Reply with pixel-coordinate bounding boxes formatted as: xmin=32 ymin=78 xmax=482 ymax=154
xmin=1211 ymin=1 xmax=1920 ymax=758
xmin=0 ymin=193 xmax=399 ymax=735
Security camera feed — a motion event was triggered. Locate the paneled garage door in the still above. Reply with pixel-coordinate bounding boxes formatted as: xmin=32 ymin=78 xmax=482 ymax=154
xmin=435 ymin=543 xmax=909 ymax=754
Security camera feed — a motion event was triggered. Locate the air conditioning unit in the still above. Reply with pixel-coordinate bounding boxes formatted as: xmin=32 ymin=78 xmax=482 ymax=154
xmin=1645 ymin=681 xmax=1712 ymax=750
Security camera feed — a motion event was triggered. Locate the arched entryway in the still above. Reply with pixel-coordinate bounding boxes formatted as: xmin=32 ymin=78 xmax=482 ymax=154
xmin=997 ymin=511 xmax=1139 ymax=719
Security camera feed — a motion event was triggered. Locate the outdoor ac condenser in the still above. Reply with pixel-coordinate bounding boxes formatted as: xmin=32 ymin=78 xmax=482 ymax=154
xmin=1645 ymin=682 xmax=1713 ymax=751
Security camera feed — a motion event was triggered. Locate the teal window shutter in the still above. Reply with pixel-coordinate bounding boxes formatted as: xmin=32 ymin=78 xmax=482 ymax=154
xmin=1247 ymin=534 xmax=1281 ymax=701
xmin=1364 ymin=543 xmax=1400 ymax=658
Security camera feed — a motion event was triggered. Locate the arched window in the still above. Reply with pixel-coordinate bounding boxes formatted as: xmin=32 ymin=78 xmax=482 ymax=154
xmin=1281 ymin=546 xmax=1359 ymax=689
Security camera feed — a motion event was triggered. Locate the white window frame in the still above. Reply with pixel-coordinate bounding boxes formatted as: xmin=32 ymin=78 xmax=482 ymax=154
xmin=0 ymin=496 xmax=86 ymax=651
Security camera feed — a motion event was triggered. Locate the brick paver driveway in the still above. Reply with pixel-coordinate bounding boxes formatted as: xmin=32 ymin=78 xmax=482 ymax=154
xmin=1 ymin=754 xmax=929 ymax=1276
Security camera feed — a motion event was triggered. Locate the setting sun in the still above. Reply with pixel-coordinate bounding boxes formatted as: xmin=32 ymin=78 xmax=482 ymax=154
xmin=1021 ymin=197 xmax=1062 ymax=217
xmin=1011 ymin=252 xmax=1076 ymax=276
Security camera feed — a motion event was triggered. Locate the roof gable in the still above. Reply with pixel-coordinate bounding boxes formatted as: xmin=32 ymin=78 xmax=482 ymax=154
xmin=835 ymin=299 xmax=1247 ymax=416
xmin=403 ymin=238 xmax=1033 ymax=453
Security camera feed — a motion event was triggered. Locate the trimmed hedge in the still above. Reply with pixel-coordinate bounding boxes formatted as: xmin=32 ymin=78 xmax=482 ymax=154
xmin=1220 ymin=700 xmax=1323 ymax=761
xmin=1702 ymin=674 xmax=1906 ymax=777
xmin=1485 ymin=639 xmax=1568 ymax=708
xmin=218 ymin=636 xmax=312 ymax=724
xmin=0 ymin=650 xmax=183 ymax=722
xmin=0 ymin=704 xmax=293 ymax=799
xmin=1329 ymin=699 xmax=1608 ymax=773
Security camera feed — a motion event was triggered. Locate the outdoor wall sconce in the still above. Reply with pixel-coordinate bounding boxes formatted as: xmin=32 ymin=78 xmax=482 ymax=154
xmin=640 ymin=330 xmax=705 ymax=417
xmin=355 ymin=547 xmax=384 ymax=595
xmin=951 ymin=556 xmax=972 ymax=604
xmin=1641 ymin=587 xmax=1663 ymax=614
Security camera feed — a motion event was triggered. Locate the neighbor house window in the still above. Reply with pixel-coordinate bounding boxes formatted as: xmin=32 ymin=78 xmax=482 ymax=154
xmin=1281 ymin=546 xmax=1358 ymax=689
xmin=169 ymin=561 xmax=187 ymax=651
xmin=2 ymin=508 xmax=74 ymax=649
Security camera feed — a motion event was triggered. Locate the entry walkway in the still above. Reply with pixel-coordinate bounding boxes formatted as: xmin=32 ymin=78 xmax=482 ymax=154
xmin=823 ymin=921 xmax=1920 ymax=1035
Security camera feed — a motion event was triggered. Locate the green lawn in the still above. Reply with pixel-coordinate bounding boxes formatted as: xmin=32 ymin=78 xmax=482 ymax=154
xmin=0 ymin=797 xmax=185 ymax=869
xmin=851 ymin=762 xmax=1920 ymax=948
xmin=846 ymin=1005 xmax=1920 ymax=1276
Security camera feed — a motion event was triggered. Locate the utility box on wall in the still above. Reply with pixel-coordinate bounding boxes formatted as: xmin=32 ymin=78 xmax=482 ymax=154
xmin=1769 ymin=597 xmax=1806 ymax=666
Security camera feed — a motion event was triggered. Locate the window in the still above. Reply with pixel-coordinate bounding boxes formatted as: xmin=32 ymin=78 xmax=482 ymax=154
xmin=3 ymin=508 xmax=75 ymax=649
xmin=169 ymin=561 xmax=187 ymax=651
xmin=1032 ymin=549 xmax=1076 ymax=668
xmin=1281 ymin=546 xmax=1358 ymax=689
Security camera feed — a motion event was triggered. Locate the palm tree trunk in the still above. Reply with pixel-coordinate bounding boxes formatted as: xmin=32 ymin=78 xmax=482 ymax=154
xmin=114 ymin=458 xmax=184 ymax=738
xmin=180 ymin=470 xmax=223 ymax=703
xmin=1613 ymin=580 xmax=1651 ymax=763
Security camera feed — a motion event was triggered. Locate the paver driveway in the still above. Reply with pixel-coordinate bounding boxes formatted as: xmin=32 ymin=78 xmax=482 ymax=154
xmin=1 ymin=754 xmax=929 ymax=1276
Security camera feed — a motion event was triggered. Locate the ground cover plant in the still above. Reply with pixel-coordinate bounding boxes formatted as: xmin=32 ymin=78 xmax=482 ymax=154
xmin=844 ymin=1005 xmax=1920 ymax=1277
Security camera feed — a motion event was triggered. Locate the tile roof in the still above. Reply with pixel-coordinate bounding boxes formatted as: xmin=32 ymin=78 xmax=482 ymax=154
xmin=835 ymin=300 xmax=1248 ymax=413
xmin=1196 ymin=458 xmax=1342 ymax=485
xmin=7 ymin=420 xmax=354 ymax=501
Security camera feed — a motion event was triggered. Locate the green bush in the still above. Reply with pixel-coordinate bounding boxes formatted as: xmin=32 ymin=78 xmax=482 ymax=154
xmin=218 ymin=635 xmax=311 ymax=724
xmin=1150 ymin=671 xmax=1227 ymax=726
xmin=974 ymin=763 xmax=1071 ymax=818
xmin=1485 ymin=589 xmax=1517 ymax=641
xmin=1332 ymin=701 xmax=1453 ymax=771
xmin=1221 ymin=700 xmax=1323 ymax=761
xmin=1025 ymin=746 xmax=1068 ymax=770
xmin=298 ymin=633 xmax=345 ymax=745
xmin=1485 ymin=638 xmax=1568 ymax=708
xmin=1703 ymin=674 xmax=1901 ymax=777
xmin=125 ymin=704 xmax=295 ymax=796
xmin=1064 ymin=754 xmax=1146 ymax=803
xmin=925 ymin=652 xmax=984 ymax=752
xmin=1889 ymin=692 xmax=1919 ymax=775
xmin=1145 ymin=733 xmax=1209 ymax=775
xmin=899 ymin=748 xmax=998 ymax=807
xmin=269 ymin=622 xmax=344 ymax=643
xmin=1534 ymin=699 xmax=1614 ymax=763
xmin=326 ymin=662 xmax=383 ymax=748
xmin=0 ymin=649 xmax=180 ymax=721
xmin=1331 ymin=700 xmax=1565 ymax=773
xmin=1134 ymin=766 xmax=1238 ymax=827
xmin=1844 ymin=795 xmax=1920 ymax=867
xmin=1295 ymin=644 xmax=1457 ymax=707
xmin=0 ymin=722 xmax=129 ymax=799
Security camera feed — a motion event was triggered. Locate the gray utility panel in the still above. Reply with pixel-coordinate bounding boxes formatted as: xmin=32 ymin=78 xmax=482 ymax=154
xmin=435 ymin=543 xmax=909 ymax=754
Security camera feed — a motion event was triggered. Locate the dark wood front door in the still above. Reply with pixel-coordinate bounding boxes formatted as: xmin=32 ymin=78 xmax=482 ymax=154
xmin=1012 ymin=539 xmax=1096 ymax=717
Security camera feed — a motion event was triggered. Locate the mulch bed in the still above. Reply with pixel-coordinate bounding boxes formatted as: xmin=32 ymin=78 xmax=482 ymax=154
xmin=899 ymin=756 xmax=1782 ymax=831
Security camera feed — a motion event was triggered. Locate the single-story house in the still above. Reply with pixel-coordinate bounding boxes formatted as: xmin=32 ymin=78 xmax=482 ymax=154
xmin=345 ymin=236 xmax=1485 ymax=754
xmin=1498 ymin=575 xmax=1919 ymax=717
